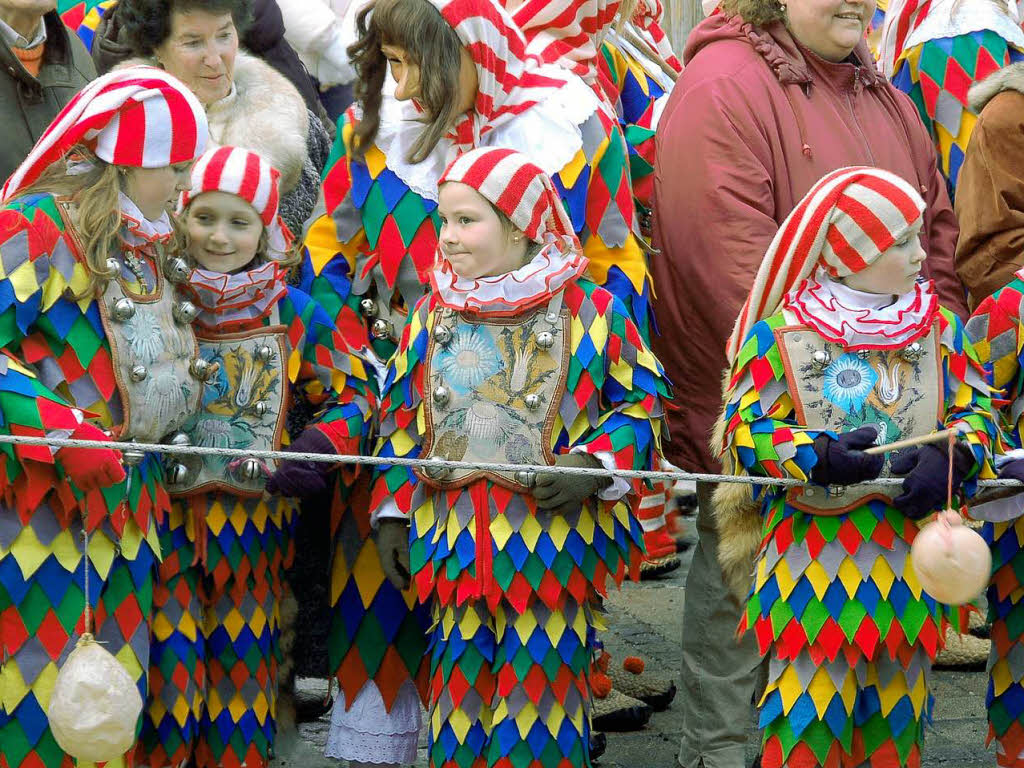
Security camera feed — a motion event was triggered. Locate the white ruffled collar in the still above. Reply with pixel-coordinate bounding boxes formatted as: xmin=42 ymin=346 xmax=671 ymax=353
xmin=429 ymin=235 xmax=589 ymax=317
xmin=785 ymin=269 xmax=939 ymax=349
xmin=118 ymin=192 xmax=174 ymax=245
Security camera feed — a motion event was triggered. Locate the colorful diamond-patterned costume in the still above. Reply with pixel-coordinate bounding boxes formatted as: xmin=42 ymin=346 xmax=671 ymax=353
xmin=136 ymin=263 xmax=376 ymax=768
xmin=0 ymin=192 xmax=201 ymax=768
xmin=887 ymin=0 xmax=1024 ymax=197
xmin=965 ymin=272 xmax=1024 ymax=768
xmin=371 ymin=271 xmax=667 ymax=767
xmin=56 ymin=0 xmax=117 ymax=51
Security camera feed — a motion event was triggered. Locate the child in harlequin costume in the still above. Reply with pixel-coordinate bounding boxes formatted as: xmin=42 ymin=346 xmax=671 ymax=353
xmin=0 ymin=66 xmax=209 ymax=768
xmin=719 ymin=166 xmax=996 ymax=768
xmin=130 ymin=145 xmax=375 ymax=768
xmin=879 ymin=0 xmax=1024 ymax=197
xmin=964 ymin=278 xmax=1024 ymax=767
xmin=367 ymin=146 xmax=668 ymax=768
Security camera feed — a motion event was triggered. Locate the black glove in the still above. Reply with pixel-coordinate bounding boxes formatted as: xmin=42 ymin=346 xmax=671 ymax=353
xmin=891 ymin=442 xmax=976 ymax=520
xmin=999 ymin=459 xmax=1024 ymax=484
xmin=533 ymin=453 xmax=612 ymax=514
xmin=265 ymin=428 xmax=337 ymax=497
xmin=376 ymin=519 xmax=411 ymax=591
xmin=810 ymin=426 xmax=884 ymax=486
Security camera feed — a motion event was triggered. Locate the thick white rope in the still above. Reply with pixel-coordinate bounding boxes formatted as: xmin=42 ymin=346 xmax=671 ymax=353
xmin=2 ymin=432 xmax=1021 ymax=488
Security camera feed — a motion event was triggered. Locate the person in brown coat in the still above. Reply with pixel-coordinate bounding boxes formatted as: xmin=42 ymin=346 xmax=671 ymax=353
xmin=955 ymin=62 xmax=1024 ymax=309
xmin=651 ymin=0 xmax=967 ymax=766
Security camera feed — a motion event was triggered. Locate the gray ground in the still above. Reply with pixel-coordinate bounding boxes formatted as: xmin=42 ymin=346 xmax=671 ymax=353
xmin=273 ymin=518 xmax=995 ymax=768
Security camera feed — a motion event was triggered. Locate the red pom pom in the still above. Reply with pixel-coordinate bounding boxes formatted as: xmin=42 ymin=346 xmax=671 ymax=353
xmin=623 ymin=656 xmax=645 ymax=674
xmin=596 ymin=650 xmax=611 ymax=673
xmin=591 ymin=672 xmax=612 ymax=698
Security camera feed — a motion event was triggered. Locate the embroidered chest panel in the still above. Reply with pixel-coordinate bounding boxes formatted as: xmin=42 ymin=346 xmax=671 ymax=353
xmin=419 ymin=299 xmax=570 ymax=491
xmin=169 ymin=313 xmax=289 ymax=497
xmin=775 ymin=323 xmax=943 ymax=514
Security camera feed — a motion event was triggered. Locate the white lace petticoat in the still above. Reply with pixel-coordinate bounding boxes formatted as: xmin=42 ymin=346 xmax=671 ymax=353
xmin=324 ymin=678 xmax=422 ymax=764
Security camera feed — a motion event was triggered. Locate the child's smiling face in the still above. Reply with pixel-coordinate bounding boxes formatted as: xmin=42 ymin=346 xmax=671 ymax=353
xmin=184 ymin=191 xmax=263 ymax=273
xmin=437 ymin=182 xmax=529 ymax=280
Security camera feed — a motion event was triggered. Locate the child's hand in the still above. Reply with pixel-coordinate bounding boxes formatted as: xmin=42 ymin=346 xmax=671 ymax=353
xmin=892 ymin=443 xmax=975 ymax=520
xmin=533 ymin=453 xmax=610 ymax=514
xmin=376 ymin=519 xmax=411 ymax=590
xmin=810 ymin=427 xmax=884 ymax=486
xmin=265 ymin=428 xmax=336 ymax=497
xmin=57 ymin=423 xmax=126 ymax=492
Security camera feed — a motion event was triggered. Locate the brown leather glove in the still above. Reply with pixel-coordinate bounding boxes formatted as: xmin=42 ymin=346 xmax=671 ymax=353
xmin=533 ymin=453 xmax=612 ymax=514
xmin=375 ymin=519 xmax=411 ymax=591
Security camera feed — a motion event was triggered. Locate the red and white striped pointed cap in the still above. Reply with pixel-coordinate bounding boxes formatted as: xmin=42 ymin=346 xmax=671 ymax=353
xmin=438 ymin=146 xmax=578 ymax=245
xmin=726 ymin=166 xmax=925 ymax=363
xmin=179 ymin=146 xmax=293 ymax=257
xmin=2 ymin=66 xmax=208 ymax=203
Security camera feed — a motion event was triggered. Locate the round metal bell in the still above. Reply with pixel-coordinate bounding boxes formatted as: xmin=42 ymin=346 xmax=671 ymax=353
xmin=165 ymin=258 xmax=190 ymax=283
xmin=432 ymin=386 xmax=450 ymax=407
xmin=111 ymin=297 xmax=136 ymax=321
xmin=359 ymin=298 xmax=377 ymax=317
xmin=167 ymin=432 xmax=191 ymax=449
xmin=811 ymin=349 xmax=832 ymax=373
xmin=190 ymin=358 xmax=210 ymax=380
xmin=255 ymin=345 xmax=274 ymax=362
xmin=902 ymin=342 xmax=924 ymax=363
xmin=129 ymin=364 xmax=148 ymax=382
xmin=434 ymin=325 xmax=453 ymax=346
xmin=371 ymin=318 xmax=392 ymax=340
xmin=105 ymin=257 xmax=121 ymax=276
xmin=536 ymin=331 xmax=555 ymax=350
xmin=514 ymin=470 xmax=537 ymax=488
xmin=167 ymin=463 xmax=190 ymax=485
xmin=524 ymin=394 xmax=541 ymax=410
xmin=172 ymin=300 xmax=199 ymax=324
xmin=236 ymin=458 xmax=263 ymax=482
xmin=252 ymin=400 xmax=268 ymax=418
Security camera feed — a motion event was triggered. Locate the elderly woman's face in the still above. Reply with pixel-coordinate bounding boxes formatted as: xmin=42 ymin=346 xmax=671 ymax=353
xmin=154 ymin=9 xmax=238 ymax=107
xmin=784 ymin=0 xmax=875 ymax=62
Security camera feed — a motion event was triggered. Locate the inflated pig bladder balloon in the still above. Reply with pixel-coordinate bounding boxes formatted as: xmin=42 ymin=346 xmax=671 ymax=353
xmin=47 ymin=632 xmax=143 ymax=762
xmin=910 ymin=508 xmax=991 ymax=605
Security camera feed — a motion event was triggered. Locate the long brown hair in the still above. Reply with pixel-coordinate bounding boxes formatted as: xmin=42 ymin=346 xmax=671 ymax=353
xmin=14 ymin=147 xmax=124 ymax=297
xmin=348 ymin=0 xmax=464 ymax=162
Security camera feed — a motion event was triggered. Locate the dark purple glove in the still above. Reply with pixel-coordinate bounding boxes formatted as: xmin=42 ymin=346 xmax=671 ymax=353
xmin=891 ymin=443 xmax=976 ymax=520
xmin=265 ymin=428 xmax=337 ymax=497
xmin=999 ymin=459 xmax=1024 ymax=484
xmin=810 ymin=426 xmax=884 ymax=486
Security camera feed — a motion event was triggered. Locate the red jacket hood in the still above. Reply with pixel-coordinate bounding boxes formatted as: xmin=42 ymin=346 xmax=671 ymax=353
xmin=683 ymin=13 xmax=881 ymax=88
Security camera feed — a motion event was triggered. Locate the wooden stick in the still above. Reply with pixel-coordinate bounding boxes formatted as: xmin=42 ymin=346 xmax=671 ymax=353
xmin=863 ymin=428 xmax=958 ymax=455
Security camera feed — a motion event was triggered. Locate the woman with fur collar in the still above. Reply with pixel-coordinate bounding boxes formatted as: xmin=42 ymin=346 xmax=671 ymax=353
xmin=80 ymin=0 xmax=332 ymax=236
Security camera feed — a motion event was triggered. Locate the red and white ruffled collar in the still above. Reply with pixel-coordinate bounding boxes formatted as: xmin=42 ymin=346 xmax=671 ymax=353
xmin=785 ymin=269 xmax=938 ymax=350
xmin=430 ymin=235 xmax=588 ymax=317
xmin=183 ymin=261 xmax=289 ymax=330
xmin=118 ymin=192 xmax=174 ymax=247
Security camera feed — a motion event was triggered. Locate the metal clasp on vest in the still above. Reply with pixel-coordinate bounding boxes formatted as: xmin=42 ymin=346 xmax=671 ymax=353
xmin=172 ymin=301 xmax=199 ymax=325
xmin=514 ymin=470 xmax=537 ymax=488
xmin=122 ymin=440 xmax=146 ymax=466
xmin=111 ymin=297 xmax=136 ymax=322
xmin=901 ymin=342 xmax=924 ymax=363
xmin=811 ymin=349 xmax=832 ymax=373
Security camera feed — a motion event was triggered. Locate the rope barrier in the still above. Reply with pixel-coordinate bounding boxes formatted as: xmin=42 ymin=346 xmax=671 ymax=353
xmin=2 ymin=432 xmax=1022 ymax=488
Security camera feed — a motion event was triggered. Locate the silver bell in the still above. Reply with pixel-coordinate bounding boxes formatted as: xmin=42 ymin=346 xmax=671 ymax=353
xmin=255 ymin=345 xmax=275 ymax=362
xmin=129 ymin=364 xmax=148 ymax=382
xmin=432 ymin=386 xmax=450 ymax=407
xmin=514 ymin=470 xmax=537 ymax=488
xmin=536 ymin=331 xmax=555 ymax=350
xmin=168 ymin=432 xmax=191 ymax=449
xmin=172 ymin=300 xmax=199 ymax=324
xmin=524 ymin=394 xmax=541 ymax=410
xmin=811 ymin=349 xmax=832 ymax=373
xmin=165 ymin=258 xmax=190 ymax=283
xmin=359 ymin=298 xmax=377 ymax=317
xmin=434 ymin=325 xmax=453 ymax=346
xmin=111 ymin=297 xmax=136 ymax=321
xmin=236 ymin=458 xmax=263 ymax=482
xmin=371 ymin=318 xmax=392 ymax=340
xmin=166 ymin=462 xmax=190 ymax=485
xmin=105 ymin=257 xmax=121 ymax=276
xmin=190 ymin=358 xmax=211 ymax=381
xmin=252 ymin=400 xmax=269 ymax=418
xmin=902 ymin=342 xmax=924 ymax=363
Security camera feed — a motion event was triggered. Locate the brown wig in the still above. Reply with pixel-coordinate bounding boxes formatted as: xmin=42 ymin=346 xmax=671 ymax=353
xmin=719 ymin=0 xmax=784 ymax=27
xmin=15 ymin=147 xmax=127 ymax=297
xmin=348 ymin=0 xmax=465 ymax=163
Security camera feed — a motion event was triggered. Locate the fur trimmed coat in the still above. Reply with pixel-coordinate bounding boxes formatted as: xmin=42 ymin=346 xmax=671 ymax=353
xmin=955 ymin=62 xmax=1024 ymax=309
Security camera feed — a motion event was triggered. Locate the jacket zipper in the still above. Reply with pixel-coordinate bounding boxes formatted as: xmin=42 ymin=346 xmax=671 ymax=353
xmin=846 ymin=69 xmax=876 ymax=165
